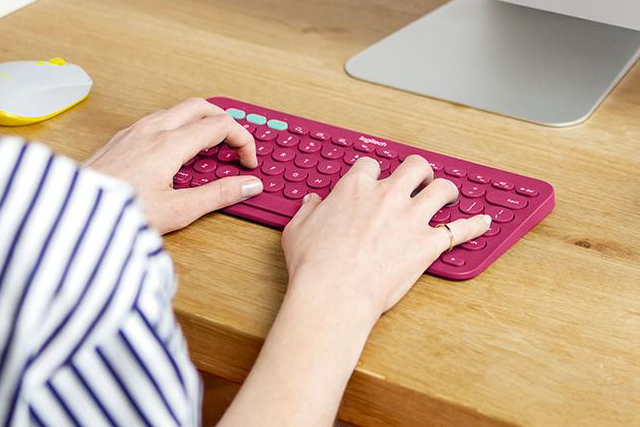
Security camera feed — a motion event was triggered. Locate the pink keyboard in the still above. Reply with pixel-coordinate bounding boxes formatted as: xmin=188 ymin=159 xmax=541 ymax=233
xmin=173 ymin=97 xmax=555 ymax=280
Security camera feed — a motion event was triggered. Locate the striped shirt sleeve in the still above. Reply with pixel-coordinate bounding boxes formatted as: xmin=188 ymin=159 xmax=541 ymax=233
xmin=0 ymin=136 xmax=202 ymax=426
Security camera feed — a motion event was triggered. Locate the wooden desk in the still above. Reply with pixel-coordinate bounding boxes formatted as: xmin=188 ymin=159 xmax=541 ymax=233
xmin=2 ymin=0 xmax=640 ymax=425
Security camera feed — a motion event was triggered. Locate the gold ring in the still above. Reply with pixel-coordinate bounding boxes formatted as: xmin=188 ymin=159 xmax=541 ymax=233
xmin=436 ymin=223 xmax=454 ymax=252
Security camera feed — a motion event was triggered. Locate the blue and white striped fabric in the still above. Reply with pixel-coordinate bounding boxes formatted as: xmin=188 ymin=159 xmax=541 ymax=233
xmin=0 ymin=137 xmax=202 ymax=426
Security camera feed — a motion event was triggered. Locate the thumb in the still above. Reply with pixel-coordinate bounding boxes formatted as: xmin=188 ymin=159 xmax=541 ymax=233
xmin=172 ymin=175 xmax=263 ymax=220
xmin=289 ymin=192 xmax=322 ymax=226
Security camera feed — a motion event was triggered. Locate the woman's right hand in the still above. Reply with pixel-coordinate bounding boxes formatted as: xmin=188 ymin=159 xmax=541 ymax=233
xmin=282 ymin=155 xmax=491 ymax=319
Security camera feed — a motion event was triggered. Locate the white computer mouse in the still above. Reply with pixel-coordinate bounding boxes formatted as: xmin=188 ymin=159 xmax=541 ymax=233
xmin=0 ymin=58 xmax=92 ymax=126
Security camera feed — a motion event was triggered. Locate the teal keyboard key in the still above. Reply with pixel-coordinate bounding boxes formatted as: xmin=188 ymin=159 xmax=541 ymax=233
xmin=226 ymin=108 xmax=246 ymax=120
xmin=246 ymin=113 xmax=267 ymax=125
xmin=267 ymin=119 xmax=288 ymax=131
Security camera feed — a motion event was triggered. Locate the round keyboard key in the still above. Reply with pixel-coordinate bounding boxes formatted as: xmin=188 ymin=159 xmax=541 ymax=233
xmin=377 ymin=148 xmax=397 ymax=159
xmin=516 ymin=186 xmax=539 ymax=197
xmin=246 ymin=113 xmax=267 ymax=125
xmin=284 ymin=168 xmax=308 ymax=182
xmin=332 ymin=136 xmax=352 ymax=147
xmin=217 ymin=148 xmax=239 ymax=162
xmin=242 ymin=123 xmax=256 ymax=134
xmin=461 ymin=184 xmax=486 ymax=198
xmin=262 ymin=162 xmax=285 ymax=176
xmin=377 ymin=158 xmax=390 ymax=172
xmin=485 ymin=206 xmax=515 ymax=223
xmin=483 ymin=224 xmax=501 ymax=237
xmin=294 ymin=154 xmax=318 ymax=169
xmin=321 ymin=146 xmax=344 ymax=160
xmin=429 ymin=162 xmax=443 ymax=172
xmin=199 ymin=146 xmax=219 ymax=156
xmin=263 ymin=176 xmax=284 ymax=193
xmin=492 ymin=180 xmax=515 ymax=191
xmin=215 ymin=165 xmax=239 ymax=178
xmin=277 ymin=134 xmax=300 ymax=147
xmin=431 ymin=209 xmax=451 ymax=223
xmin=299 ymin=140 xmax=322 ymax=153
xmin=461 ymin=238 xmax=487 ymax=251
xmin=191 ymin=176 xmax=214 ymax=187
xmin=173 ymin=169 xmax=192 ymax=187
xmin=194 ymin=159 xmax=217 ymax=173
xmin=441 ymin=253 xmax=466 ymax=267
xmin=469 ymin=173 xmax=491 ymax=184
xmin=459 ymin=199 xmax=484 ymax=215
xmin=486 ymin=191 xmax=528 ymax=210
xmin=284 ymin=184 xmax=307 ymax=199
xmin=310 ymin=131 xmax=331 ymax=141
xmin=445 ymin=167 xmax=467 ymax=178
xmin=289 ymin=125 xmax=308 ymax=135
xmin=307 ymin=174 xmax=331 ymax=189
xmin=255 ymin=128 xmax=278 ymax=141
xmin=354 ymin=141 xmax=374 ymax=153
xmin=343 ymin=151 xmax=363 ymax=165
xmin=272 ymin=148 xmax=296 ymax=162
xmin=317 ymin=160 xmax=341 ymax=175
xmin=255 ymin=141 xmax=274 ymax=156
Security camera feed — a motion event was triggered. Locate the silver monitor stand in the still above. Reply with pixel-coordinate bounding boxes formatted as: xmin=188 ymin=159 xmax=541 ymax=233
xmin=345 ymin=0 xmax=640 ymax=127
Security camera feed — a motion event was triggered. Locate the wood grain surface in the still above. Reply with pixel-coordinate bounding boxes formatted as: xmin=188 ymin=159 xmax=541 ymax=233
xmin=2 ymin=0 xmax=640 ymax=425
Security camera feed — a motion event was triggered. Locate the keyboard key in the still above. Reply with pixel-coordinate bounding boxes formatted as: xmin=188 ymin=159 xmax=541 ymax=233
xmin=263 ymin=176 xmax=284 ymax=193
xmin=317 ymin=160 xmax=341 ymax=175
xmin=246 ymin=113 xmax=267 ymax=125
xmin=377 ymin=158 xmax=390 ymax=172
xmin=431 ymin=209 xmax=451 ymax=223
xmin=461 ymin=184 xmax=486 ymax=198
xmin=492 ymin=180 xmax=514 ymax=191
xmin=332 ymin=136 xmax=352 ymax=147
xmin=277 ymin=134 xmax=300 ymax=147
xmin=272 ymin=148 xmax=296 ymax=162
xmin=194 ymin=159 xmax=217 ymax=173
xmin=284 ymin=184 xmax=307 ymax=199
xmin=255 ymin=128 xmax=278 ymax=141
xmin=461 ymin=238 xmax=487 ymax=251
xmin=217 ymin=147 xmax=239 ymax=162
xmin=242 ymin=123 xmax=256 ymax=134
xmin=267 ymin=119 xmax=288 ymax=131
xmin=284 ymin=168 xmax=308 ymax=182
xmin=199 ymin=146 xmax=219 ymax=156
xmin=295 ymin=154 xmax=318 ymax=169
xmin=321 ymin=146 xmax=344 ymax=160
xmin=377 ymin=148 xmax=397 ymax=159
xmin=262 ymin=162 xmax=285 ymax=176
xmin=441 ymin=253 xmax=465 ymax=267
xmin=226 ymin=108 xmax=246 ymax=120
xmin=469 ymin=173 xmax=491 ymax=184
xmin=429 ymin=162 xmax=443 ymax=172
xmin=459 ymin=199 xmax=484 ymax=215
xmin=344 ymin=151 xmax=363 ymax=165
xmin=486 ymin=191 xmax=528 ymax=210
xmin=173 ymin=169 xmax=192 ymax=187
xmin=354 ymin=141 xmax=374 ymax=153
xmin=307 ymin=173 xmax=331 ymax=189
xmin=310 ymin=131 xmax=331 ymax=141
xmin=484 ymin=225 xmax=501 ymax=237
xmin=191 ymin=175 xmax=214 ymax=187
xmin=485 ymin=206 xmax=515 ymax=223
xmin=299 ymin=140 xmax=322 ymax=153
xmin=445 ymin=167 xmax=466 ymax=178
xmin=289 ymin=125 xmax=308 ymax=135
xmin=215 ymin=165 xmax=239 ymax=178
xmin=516 ymin=186 xmax=539 ymax=197
xmin=243 ymin=192 xmax=301 ymax=217
xmin=255 ymin=141 xmax=274 ymax=156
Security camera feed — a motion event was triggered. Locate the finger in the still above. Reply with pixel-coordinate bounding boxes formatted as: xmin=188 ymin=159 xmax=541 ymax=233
xmin=163 ymin=114 xmax=257 ymax=168
xmin=169 ymin=175 xmax=263 ymax=224
xmin=413 ymin=178 xmax=459 ymax=219
xmin=155 ymin=98 xmax=227 ymax=130
xmin=387 ymin=155 xmax=434 ymax=194
xmin=289 ymin=192 xmax=322 ymax=225
xmin=343 ymin=156 xmax=380 ymax=181
xmin=432 ymin=214 xmax=492 ymax=253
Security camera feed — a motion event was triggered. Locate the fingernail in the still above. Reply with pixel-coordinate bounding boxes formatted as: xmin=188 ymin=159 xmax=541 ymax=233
xmin=241 ymin=179 xmax=263 ymax=197
xmin=302 ymin=194 xmax=311 ymax=203
xmin=482 ymin=214 xmax=492 ymax=225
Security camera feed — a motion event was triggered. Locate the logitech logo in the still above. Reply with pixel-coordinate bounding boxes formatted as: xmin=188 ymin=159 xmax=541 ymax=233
xmin=358 ymin=135 xmax=387 ymax=147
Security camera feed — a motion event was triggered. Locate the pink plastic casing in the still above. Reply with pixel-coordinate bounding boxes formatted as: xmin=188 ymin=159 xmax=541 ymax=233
xmin=173 ymin=97 xmax=555 ymax=280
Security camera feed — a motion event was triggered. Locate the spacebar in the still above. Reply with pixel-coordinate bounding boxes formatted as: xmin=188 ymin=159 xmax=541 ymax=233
xmin=242 ymin=193 xmax=301 ymax=217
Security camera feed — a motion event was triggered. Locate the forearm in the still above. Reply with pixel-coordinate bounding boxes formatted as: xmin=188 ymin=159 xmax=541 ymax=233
xmin=218 ymin=276 xmax=378 ymax=427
